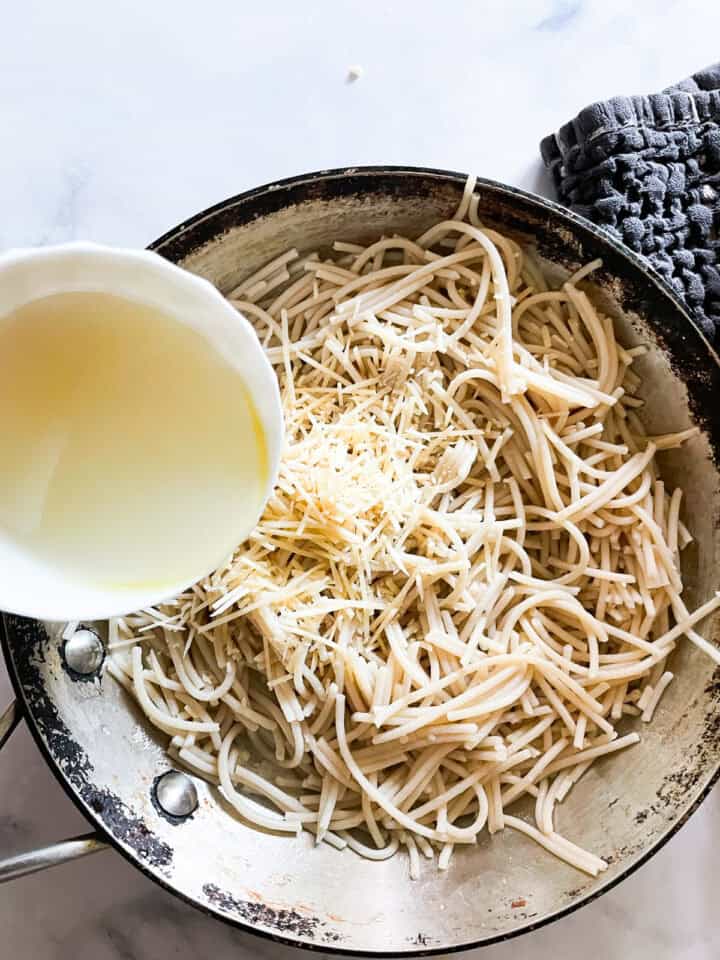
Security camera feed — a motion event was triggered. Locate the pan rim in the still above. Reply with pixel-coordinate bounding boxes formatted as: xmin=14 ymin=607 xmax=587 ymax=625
xmin=148 ymin=163 xmax=720 ymax=368
xmin=4 ymin=164 xmax=720 ymax=955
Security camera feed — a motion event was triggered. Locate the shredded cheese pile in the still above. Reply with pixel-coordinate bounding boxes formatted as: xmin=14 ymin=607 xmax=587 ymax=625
xmin=108 ymin=178 xmax=720 ymax=878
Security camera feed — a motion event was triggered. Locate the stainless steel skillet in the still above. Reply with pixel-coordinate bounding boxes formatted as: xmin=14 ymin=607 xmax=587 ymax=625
xmin=1 ymin=167 xmax=720 ymax=955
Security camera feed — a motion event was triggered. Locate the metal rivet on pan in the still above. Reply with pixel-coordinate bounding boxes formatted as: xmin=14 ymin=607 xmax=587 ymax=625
xmin=63 ymin=628 xmax=105 ymax=676
xmin=154 ymin=770 xmax=198 ymax=819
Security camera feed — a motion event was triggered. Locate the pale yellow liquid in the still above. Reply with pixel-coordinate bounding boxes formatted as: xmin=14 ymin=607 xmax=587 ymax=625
xmin=0 ymin=291 xmax=267 ymax=590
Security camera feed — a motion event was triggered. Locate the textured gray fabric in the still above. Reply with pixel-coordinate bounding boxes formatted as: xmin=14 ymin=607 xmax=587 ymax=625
xmin=541 ymin=64 xmax=720 ymax=343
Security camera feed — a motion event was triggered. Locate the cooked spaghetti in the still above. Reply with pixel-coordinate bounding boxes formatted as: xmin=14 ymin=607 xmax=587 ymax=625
xmin=107 ymin=177 xmax=720 ymax=878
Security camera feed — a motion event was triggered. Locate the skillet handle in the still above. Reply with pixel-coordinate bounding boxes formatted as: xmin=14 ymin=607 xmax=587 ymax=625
xmin=0 ymin=699 xmax=109 ymax=883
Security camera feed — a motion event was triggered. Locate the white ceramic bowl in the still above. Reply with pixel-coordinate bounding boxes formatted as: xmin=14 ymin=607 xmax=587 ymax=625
xmin=0 ymin=242 xmax=283 ymax=620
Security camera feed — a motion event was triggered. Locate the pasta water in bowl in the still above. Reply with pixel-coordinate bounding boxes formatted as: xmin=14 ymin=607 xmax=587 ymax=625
xmin=0 ymin=243 xmax=282 ymax=620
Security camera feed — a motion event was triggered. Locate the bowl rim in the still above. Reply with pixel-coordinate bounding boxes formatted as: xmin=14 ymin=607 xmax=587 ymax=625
xmin=6 ymin=165 xmax=720 ymax=957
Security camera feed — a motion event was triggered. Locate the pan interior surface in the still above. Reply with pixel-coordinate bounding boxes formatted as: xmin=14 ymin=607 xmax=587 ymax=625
xmin=4 ymin=169 xmax=720 ymax=955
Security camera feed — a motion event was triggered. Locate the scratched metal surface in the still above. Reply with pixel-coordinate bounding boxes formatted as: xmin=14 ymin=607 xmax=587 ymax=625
xmin=4 ymin=169 xmax=720 ymax=954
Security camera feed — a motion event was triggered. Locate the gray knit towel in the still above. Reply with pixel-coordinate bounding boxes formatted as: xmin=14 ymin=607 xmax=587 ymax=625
xmin=541 ymin=64 xmax=720 ymax=344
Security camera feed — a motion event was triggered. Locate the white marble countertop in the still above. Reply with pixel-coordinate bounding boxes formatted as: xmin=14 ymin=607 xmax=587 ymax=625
xmin=2 ymin=1 xmax=720 ymax=957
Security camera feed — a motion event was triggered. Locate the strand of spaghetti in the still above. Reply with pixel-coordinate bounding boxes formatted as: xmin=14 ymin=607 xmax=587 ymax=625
xmin=416 ymin=222 xmax=520 ymax=395
xmin=335 ymin=694 xmax=440 ymax=840
xmin=542 ymin=733 xmax=640 ymax=777
xmin=555 ymin=445 xmax=656 ymax=521
xmin=442 ymin=783 xmax=489 ymax=842
xmin=501 ymin=736 xmax=570 ymax=805
xmin=131 ymin=649 xmax=219 ymax=734
xmin=503 ymin=816 xmax=607 ymax=876
xmin=340 ymin=832 xmax=400 ymax=859
xmin=408 ymin=749 xmax=537 ymax=823
xmin=217 ymin=726 xmax=302 ymax=833
xmin=654 ymin=593 xmax=720 ymax=650
xmin=372 ymin=670 xmax=529 ymax=742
